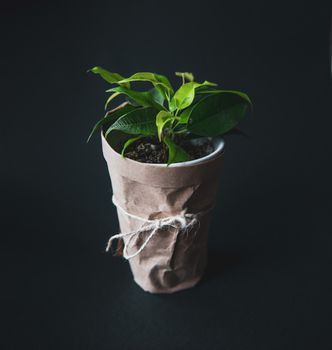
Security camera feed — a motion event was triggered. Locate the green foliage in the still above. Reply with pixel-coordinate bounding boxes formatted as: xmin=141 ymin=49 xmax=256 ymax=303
xmin=169 ymin=80 xmax=217 ymax=112
xmin=87 ymin=103 xmax=137 ymax=142
xmin=105 ymin=86 xmax=165 ymax=110
xmin=117 ymin=72 xmax=173 ymax=101
xmin=155 ymin=111 xmax=175 ymax=141
xmin=121 ymin=135 xmax=144 ymax=157
xmin=104 ymin=107 xmax=157 ymax=137
xmin=164 ymin=136 xmax=190 ymax=165
xmin=187 ymin=92 xmax=250 ymax=136
xmin=88 ymin=68 xmax=252 ymax=164
xmin=87 ymin=67 xmax=129 ymax=88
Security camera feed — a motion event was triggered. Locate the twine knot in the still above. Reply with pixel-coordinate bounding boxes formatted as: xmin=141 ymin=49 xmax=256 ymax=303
xmin=106 ymin=196 xmax=208 ymax=259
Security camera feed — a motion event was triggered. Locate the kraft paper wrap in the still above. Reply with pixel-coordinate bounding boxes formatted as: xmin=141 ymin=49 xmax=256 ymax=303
xmin=102 ymin=134 xmax=224 ymax=293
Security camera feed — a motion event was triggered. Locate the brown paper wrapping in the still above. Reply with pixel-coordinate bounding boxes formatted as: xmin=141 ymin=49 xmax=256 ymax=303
xmin=101 ymin=134 xmax=224 ymax=293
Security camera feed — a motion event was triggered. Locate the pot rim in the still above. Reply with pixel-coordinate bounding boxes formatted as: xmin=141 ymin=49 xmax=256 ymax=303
xmin=103 ymin=133 xmax=225 ymax=168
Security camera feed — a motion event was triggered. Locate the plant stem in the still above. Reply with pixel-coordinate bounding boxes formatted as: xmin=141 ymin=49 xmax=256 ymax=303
xmin=174 ymin=128 xmax=187 ymax=134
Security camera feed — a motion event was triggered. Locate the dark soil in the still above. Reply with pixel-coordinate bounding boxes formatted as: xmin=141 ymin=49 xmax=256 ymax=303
xmin=124 ymin=136 xmax=214 ymax=164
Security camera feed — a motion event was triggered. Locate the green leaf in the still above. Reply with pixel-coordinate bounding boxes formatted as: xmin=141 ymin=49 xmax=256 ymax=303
xmin=125 ymin=88 xmax=164 ymax=107
xmin=187 ymin=92 xmax=250 ymax=136
xmin=201 ymin=80 xmax=218 ymax=87
xmin=178 ymin=105 xmax=195 ymax=124
xmin=169 ymin=82 xmax=197 ymax=112
xmin=175 ymin=72 xmax=195 ymax=82
xmin=154 ymin=74 xmax=173 ymax=93
xmin=105 ymin=107 xmax=158 ymax=137
xmin=151 ymin=73 xmax=173 ymax=101
xmin=87 ymin=103 xmax=136 ymax=142
xmin=118 ymin=72 xmax=174 ymax=100
xmin=105 ymin=86 xmax=164 ymax=110
xmin=195 ymin=84 xmax=218 ymax=94
xmin=169 ymin=81 xmax=218 ymax=112
xmin=119 ymin=72 xmax=172 ymax=88
xmin=164 ymin=136 xmax=190 ymax=165
xmin=87 ymin=66 xmax=129 ymax=88
xmin=150 ymin=87 xmax=165 ymax=106
xmin=155 ymin=111 xmax=174 ymax=141
xmin=197 ymin=89 xmax=252 ymax=106
xmin=121 ymin=135 xmax=144 ymax=157
xmin=104 ymin=92 xmax=121 ymax=110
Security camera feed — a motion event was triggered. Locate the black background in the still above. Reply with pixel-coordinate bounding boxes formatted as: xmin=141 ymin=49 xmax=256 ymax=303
xmin=2 ymin=1 xmax=332 ymax=349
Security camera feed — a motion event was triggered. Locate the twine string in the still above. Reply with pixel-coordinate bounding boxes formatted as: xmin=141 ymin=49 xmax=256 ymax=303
xmin=106 ymin=195 xmax=210 ymax=259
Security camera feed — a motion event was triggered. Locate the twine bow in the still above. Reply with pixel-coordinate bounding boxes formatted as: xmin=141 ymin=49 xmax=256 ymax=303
xmin=106 ymin=196 xmax=201 ymax=259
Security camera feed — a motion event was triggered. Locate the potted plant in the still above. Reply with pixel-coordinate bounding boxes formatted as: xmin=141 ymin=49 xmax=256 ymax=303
xmin=88 ymin=67 xmax=251 ymax=294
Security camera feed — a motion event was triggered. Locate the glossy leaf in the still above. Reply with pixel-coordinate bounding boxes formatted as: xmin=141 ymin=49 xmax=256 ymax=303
xmin=87 ymin=103 xmax=136 ymax=142
xmin=88 ymin=66 xmax=129 ymax=88
xmin=154 ymin=74 xmax=173 ymax=93
xmin=178 ymin=105 xmax=195 ymax=124
xmin=169 ymin=82 xmax=196 ymax=112
xmin=118 ymin=72 xmax=174 ymax=99
xmin=202 ymin=80 xmax=217 ymax=86
xmin=164 ymin=136 xmax=190 ymax=165
xmin=105 ymin=107 xmax=158 ymax=137
xmin=104 ymin=92 xmax=121 ymax=110
xmin=118 ymin=72 xmax=172 ymax=89
xmin=121 ymin=135 xmax=144 ymax=156
xmin=187 ymin=92 xmax=250 ymax=136
xmin=150 ymin=87 xmax=165 ymax=106
xmin=156 ymin=111 xmax=174 ymax=141
xmin=106 ymin=86 xmax=164 ymax=110
xmin=197 ymin=89 xmax=252 ymax=106
xmin=169 ymin=81 xmax=218 ymax=112
xmin=116 ymin=87 xmax=164 ymax=108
